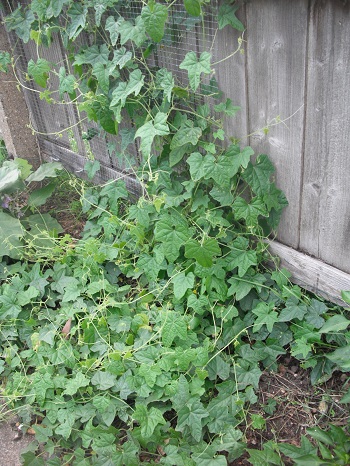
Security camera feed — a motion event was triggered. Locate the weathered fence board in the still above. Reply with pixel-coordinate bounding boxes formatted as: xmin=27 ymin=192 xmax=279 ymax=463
xmin=244 ymin=0 xmax=309 ymax=249
xmin=300 ymin=0 xmax=350 ymax=274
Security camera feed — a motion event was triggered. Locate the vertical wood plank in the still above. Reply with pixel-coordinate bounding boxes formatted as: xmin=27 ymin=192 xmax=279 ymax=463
xmin=212 ymin=4 xmax=248 ymax=143
xmin=245 ymin=0 xmax=309 ymax=248
xmin=300 ymin=0 xmax=350 ymax=273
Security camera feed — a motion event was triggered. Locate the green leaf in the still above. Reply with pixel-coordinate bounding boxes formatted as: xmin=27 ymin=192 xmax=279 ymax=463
xmin=252 ymin=302 xmax=279 ymax=333
xmin=58 ymin=67 xmax=76 ymax=99
xmin=172 ymin=271 xmax=195 ymax=299
xmin=225 ymin=237 xmax=257 ymax=277
xmin=73 ymin=44 xmax=109 ymax=66
xmin=4 ymin=6 xmax=35 ymax=43
xmin=63 ymin=372 xmax=90 ymax=396
xmin=156 ymin=68 xmax=174 ymax=102
xmin=209 ymin=186 xmax=234 ymax=206
xmin=26 ymin=162 xmax=62 ymax=182
xmin=92 ymin=63 xmax=110 ymax=94
xmin=341 ymin=290 xmax=350 ymax=304
xmin=179 ymin=51 xmax=211 ymax=91
xmin=135 ymin=112 xmax=169 ymax=157
xmin=278 ymin=298 xmax=307 ymax=322
xmin=227 ymin=271 xmax=266 ymax=301
xmin=184 ymin=0 xmax=201 ymax=17
xmin=21 ymin=451 xmax=45 ymax=466
xmin=291 ymin=337 xmax=313 ymax=359
xmin=0 ymin=165 xmax=21 ymax=192
xmin=118 ymin=16 xmax=147 ymax=47
xmin=154 ymin=210 xmax=194 ymax=262
xmin=67 ymin=3 xmax=88 ymax=40
xmin=233 ymin=196 xmax=268 ymax=227
xmin=33 ymin=372 xmax=55 ymax=405
xmin=214 ymin=98 xmax=240 ymax=116
xmin=84 ymin=160 xmax=101 ymax=180
xmin=133 ymin=404 xmax=166 ymax=438
xmin=142 ymin=2 xmax=168 ymax=43
xmin=187 ymin=152 xmax=214 ymax=181
xmin=27 ymin=182 xmax=56 ymax=207
xmin=0 ymin=211 xmax=24 ymax=258
xmin=91 ymin=371 xmax=117 ymax=390
xmin=326 ymin=344 xmax=350 ymax=371
xmin=247 ymin=446 xmax=282 ymax=465
xmin=105 ymin=16 xmax=120 ymax=46
xmin=185 ymin=238 xmax=221 ymax=267
xmin=242 ymin=155 xmax=275 ymax=195
xmin=306 ymin=426 xmax=333 ymax=446
xmin=162 ymin=311 xmax=187 ymax=346
xmin=28 ymin=59 xmax=51 ymax=88
xmin=112 ymin=48 xmax=133 ymax=70
xmin=47 ymin=0 xmax=70 ymax=18
xmin=305 ymin=299 xmax=327 ymax=329
xmin=111 ymin=69 xmax=145 ymax=107
xmin=177 ymin=400 xmax=209 ymax=442
xmin=319 ymin=315 xmax=350 ymax=333
xmin=171 ymin=121 xmax=202 ymax=150
xmin=0 ymin=51 xmax=11 ymax=73
xmin=218 ymin=4 xmax=244 ymax=31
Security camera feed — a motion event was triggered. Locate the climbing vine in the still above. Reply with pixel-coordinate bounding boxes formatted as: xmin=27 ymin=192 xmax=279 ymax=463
xmin=0 ymin=1 xmax=350 ymax=465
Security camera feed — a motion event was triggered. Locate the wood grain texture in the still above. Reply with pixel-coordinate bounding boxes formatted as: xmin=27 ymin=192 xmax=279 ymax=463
xmin=245 ymin=0 xmax=309 ymax=248
xmin=299 ymin=0 xmax=350 ymax=273
xmin=268 ymin=241 xmax=350 ymax=306
xmin=212 ymin=4 xmax=248 ymax=143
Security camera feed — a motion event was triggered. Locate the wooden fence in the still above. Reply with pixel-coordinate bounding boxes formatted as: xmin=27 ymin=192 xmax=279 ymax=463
xmin=2 ymin=0 xmax=350 ymax=303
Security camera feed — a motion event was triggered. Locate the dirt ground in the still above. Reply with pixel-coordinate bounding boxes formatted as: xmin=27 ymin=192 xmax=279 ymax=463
xmin=0 ymin=417 xmax=33 ymax=466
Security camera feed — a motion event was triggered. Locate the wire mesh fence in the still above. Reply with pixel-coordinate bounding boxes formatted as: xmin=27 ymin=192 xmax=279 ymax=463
xmin=2 ymin=0 xmax=220 ymax=193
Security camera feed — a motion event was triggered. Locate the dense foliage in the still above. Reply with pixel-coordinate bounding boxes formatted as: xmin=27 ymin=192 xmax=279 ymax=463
xmin=0 ymin=0 xmax=350 ymax=464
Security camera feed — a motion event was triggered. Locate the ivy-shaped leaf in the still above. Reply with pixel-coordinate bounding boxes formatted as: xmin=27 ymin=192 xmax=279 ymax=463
xmin=135 ymin=112 xmax=169 ymax=157
xmin=185 ymin=238 xmax=221 ymax=267
xmin=110 ymin=69 xmax=145 ymax=107
xmin=47 ymin=0 xmax=70 ymax=18
xmin=177 ymin=400 xmax=209 ymax=442
xmin=233 ymin=196 xmax=268 ymax=227
xmin=242 ymin=155 xmax=275 ymax=195
xmin=141 ymin=2 xmax=168 ymax=43
xmin=154 ymin=210 xmax=194 ymax=262
xmin=187 ymin=152 xmax=215 ymax=181
xmin=63 ymin=372 xmax=90 ymax=396
xmin=179 ymin=51 xmax=211 ymax=91
xmin=171 ymin=121 xmax=202 ymax=150
xmin=133 ymin=405 xmax=166 ymax=438
xmin=111 ymin=48 xmax=133 ymax=70
xmin=225 ymin=236 xmax=257 ymax=277
xmin=0 ymin=51 xmax=11 ymax=73
xmin=28 ymin=58 xmax=51 ymax=88
xmin=73 ymin=44 xmax=109 ymax=66
xmin=105 ymin=16 xmax=121 ymax=46
xmin=218 ymin=3 xmax=244 ymax=31
xmin=92 ymin=63 xmax=110 ymax=94
xmin=4 ymin=6 xmax=35 ymax=43
xmin=118 ymin=16 xmax=147 ymax=47
xmin=184 ymin=0 xmax=201 ymax=17
xmin=58 ymin=67 xmax=76 ymax=99
xmin=67 ymin=3 xmax=88 ymax=40
xmin=214 ymin=98 xmax=240 ymax=116
xmin=172 ymin=271 xmax=195 ymax=299
xmin=156 ymin=68 xmax=174 ymax=102
xmin=161 ymin=311 xmax=187 ymax=346
xmin=252 ymin=302 xmax=279 ymax=333
xmin=91 ymin=0 xmax=119 ymax=27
